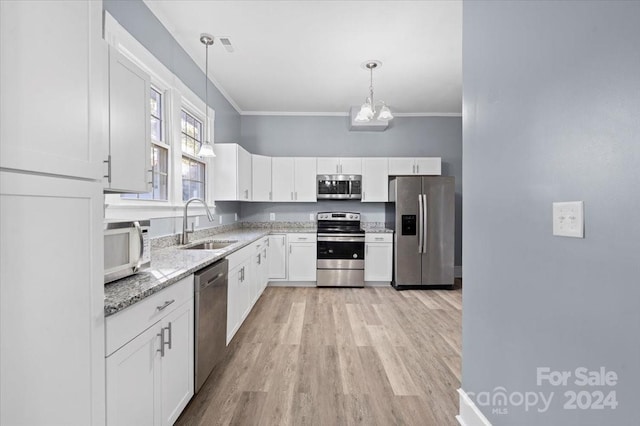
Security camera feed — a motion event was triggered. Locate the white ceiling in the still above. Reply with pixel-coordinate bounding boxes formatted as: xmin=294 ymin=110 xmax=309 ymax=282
xmin=144 ymin=0 xmax=462 ymax=115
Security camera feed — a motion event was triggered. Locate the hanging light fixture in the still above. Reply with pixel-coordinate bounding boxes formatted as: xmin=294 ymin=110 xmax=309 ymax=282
xmin=354 ymin=60 xmax=394 ymax=123
xmin=197 ymin=33 xmax=215 ymax=157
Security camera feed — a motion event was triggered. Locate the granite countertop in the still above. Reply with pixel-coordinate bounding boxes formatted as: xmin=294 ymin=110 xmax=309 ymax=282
xmin=104 ymin=223 xmax=393 ymax=316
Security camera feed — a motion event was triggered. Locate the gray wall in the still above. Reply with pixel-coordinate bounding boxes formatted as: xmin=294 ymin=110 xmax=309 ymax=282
xmin=241 ymin=115 xmax=463 ymax=265
xmin=463 ymin=1 xmax=639 ymax=425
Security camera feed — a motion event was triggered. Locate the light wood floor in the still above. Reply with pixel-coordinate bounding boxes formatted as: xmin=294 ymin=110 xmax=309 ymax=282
xmin=176 ymin=284 xmax=462 ymax=426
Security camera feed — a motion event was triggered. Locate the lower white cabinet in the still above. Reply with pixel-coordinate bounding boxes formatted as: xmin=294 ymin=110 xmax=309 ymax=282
xmin=287 ymin=234 xmax=317 ymax=282
xmin=268 ymin=234 xmax=287 ymax=280
xmin=364 ymin=234 xmax=393 ymax=283
xmin=227 ymin=258 xmax=251 ymax=344
xmin=226 ymin=237 xmax=270 ymax=344
xmin=105 ymin=276 xmax=194 ymax=426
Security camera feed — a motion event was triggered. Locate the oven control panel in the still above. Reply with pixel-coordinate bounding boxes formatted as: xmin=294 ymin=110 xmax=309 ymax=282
xmin=317 ymin=212 xmax=360 ymax=221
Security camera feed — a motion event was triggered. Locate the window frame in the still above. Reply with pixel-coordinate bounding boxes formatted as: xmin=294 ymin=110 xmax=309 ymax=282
xmin=179 ymin=106 xmax=207 ymax=202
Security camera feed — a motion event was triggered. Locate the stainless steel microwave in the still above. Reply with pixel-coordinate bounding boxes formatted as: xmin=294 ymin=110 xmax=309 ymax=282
xmin=317 ymin=174 xmax=362 ymax=200
xmin=104 ymin=220 xmax=151 ymax=284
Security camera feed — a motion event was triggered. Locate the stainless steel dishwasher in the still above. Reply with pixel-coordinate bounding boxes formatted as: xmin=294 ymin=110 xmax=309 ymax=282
xmin=194 ymin=258 xmax=228 ymax=393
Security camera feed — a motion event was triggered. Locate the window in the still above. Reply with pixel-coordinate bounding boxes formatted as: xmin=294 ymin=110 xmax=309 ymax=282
xmin=181 ymin=109 xmax=206 ymax=201
xmin=123 ymin=87 xmax=169 ymax=201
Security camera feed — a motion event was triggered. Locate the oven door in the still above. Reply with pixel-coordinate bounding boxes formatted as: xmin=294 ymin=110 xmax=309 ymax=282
xmin=317 ymin=235 xmax=365 ymax=269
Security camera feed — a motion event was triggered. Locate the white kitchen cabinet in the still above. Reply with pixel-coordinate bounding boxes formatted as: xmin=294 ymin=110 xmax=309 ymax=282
xmin=106 ymin=46 xmax=152 ymax=193
xmin=272 ymin=157 xmax=317 ymax=202
xmin=317 ymin=157 xmax=362 ymax=175
xmin=214 ymin=143 xmax=253 ymax=201
xmin=227 ymin=259 xmax=250 ymax=344
xmin=388 ymin=157 xmax=441 ymax=176
xmin=1 ymin=172 xmax=105 ymax=426
xmin=0 ymin=0 xmax=107 ymax=181
xmin=250 ymin=237 xmax=270 ymax=303
xmin=105 ymin=323 xmax=158 ymax=426
xmin=160 ymin=302 xmax=194 ymax=426
xmin=362 ymin=158 xmax=389 ymax=202
xmin=288 ymin=234 xmax=317 ymax=282
xmin=105 ymin=277 xmax=194 ymax=426
xmin=252 ymin=154 xmax=272 ymax=201
xmin=364 ymin=233 xmax=393 ymax=283
xmin=268 ymin=234 xmax=287 ymax=280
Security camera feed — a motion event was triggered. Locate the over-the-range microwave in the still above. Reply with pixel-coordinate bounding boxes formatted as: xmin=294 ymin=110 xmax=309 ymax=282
xmin=104 ymin=220 xmax=151 ymax=284
xmin=317 ymin=174 xmax=362 ymax=200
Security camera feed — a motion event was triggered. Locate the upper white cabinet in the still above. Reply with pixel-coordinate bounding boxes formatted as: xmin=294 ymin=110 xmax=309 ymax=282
xmin=106 ymin=47 xmax=152 ymax=193
xmin=388 ymin=157 xmax=441 ymax=176
xmin=317 ymin=157 xmax=362 ymax=175
xmin=0 ymin=0 xmax=106 ymax=180
xmin=362 ymin=158 xmax=389 ymax=202
xmin=214 ymin=143 xmax=252 ymax=201
xmin=272 ymin=157 xmax=317 ymax=202
xmin=252 ymin=154 xmax=272 ymax=201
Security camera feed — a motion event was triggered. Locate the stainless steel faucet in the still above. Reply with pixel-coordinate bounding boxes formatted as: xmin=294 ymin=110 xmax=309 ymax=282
xmin=182 ymin=198 xmax=215 ymax=245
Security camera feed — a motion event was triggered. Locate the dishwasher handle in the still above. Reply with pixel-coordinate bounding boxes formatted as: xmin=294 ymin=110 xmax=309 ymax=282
xmin=200 ymin=272 xmax=226 ymax=290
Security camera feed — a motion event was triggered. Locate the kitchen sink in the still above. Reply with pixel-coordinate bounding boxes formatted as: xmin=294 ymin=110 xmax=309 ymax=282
xmin=185 ymin=240 xmax=237 ymax=250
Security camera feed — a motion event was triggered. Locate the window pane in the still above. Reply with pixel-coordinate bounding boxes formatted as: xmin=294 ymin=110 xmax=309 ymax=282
xmin=156 ymin=146 xmax=168 ymax=174
xmin=182 ymin=179 xmax=190 ymax=202
xmin=194 ymin=120 xmax=201 ymax=141
xmin=150 ymin=88 xmax=161 ymax=117
xmin=187 ymin=138 xmax=195 ymax=157
xmin=181 ymin=134 xmax=188 ymax=153
xmin=157 ymin=174 xmax=168 ymax=201
xmin=187 ymin=115 xmax=195 ymax=137
xmin=150 ymin=117 xmax=161 ymax=141
xmin=181 ymin=111 xmax=187 ymax=132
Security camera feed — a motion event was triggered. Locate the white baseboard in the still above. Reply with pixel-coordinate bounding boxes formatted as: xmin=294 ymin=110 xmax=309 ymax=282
xmin=267 ymin=281 xmax=317 ymax=287
xmin=456 ymin=388 xmax=492 ymax=426
xmin=455 ymin=266 xmax=462 ymax=278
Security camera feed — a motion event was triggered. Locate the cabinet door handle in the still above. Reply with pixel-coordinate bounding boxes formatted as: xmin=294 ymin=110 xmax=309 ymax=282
xmin=257 ymin=253 xmax=261 ymax=265
xmin=269 ymin=191 xmax=272 ymax=201
xmin=157 ymin=330 xmax=165 ymax=357
xmin=156 ymin=300 xmax=175 ymax=311
xmin=298 ymin=237 xmax=307 ymax=240
xmin=366 ymin=244 xmax=369 ymax=255
xmin=103 ymin=155 xmax=112 ymax=183
xmin=375 ymin=237 xmax=384 ymax=241
xmin=165 ymin=322 xmax=172 ymax=350
xmin=362 ymin=191 xmax=365 ymax=201
xmin=416 ymin=164 xmax=419 ymax=174
xmin=148 ymin=168 xmax=153 ymax=185
xmin=291 ymin=191 xmax=294 ymax=200
xmin=289 ymin=245 xmax=292 ymax=254
xmin=295 ymin=192 xmax=298 ymax=200
xmin=412 ymin=164 xmax=416 ymax=174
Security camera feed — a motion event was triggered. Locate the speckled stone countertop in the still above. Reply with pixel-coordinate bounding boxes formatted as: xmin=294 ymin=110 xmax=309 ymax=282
xmin=104 ymin=222 xmax=392 ymax=316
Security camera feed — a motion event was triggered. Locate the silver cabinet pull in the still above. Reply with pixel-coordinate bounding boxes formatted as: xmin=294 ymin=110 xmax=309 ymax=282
xmin=257 ymin=253 xmax=261 ymax=265
xmin=362 ymin=191 xmax=365 ymax=201
xmin=298 ymin=237 xmax=307 ymax=240
xmin=291 ymin=191 xmax=294 ymax=200
xmin=157 ymin=329 xmax=165 ymax=357
xmin=418 ymin=194 xmax=424 ymax=253
xmin=375 ymin=237 xmax=384 ymax=241
xmin=366 ymin=244 xmax=369 ymax=255
xmin=269 ymin=191 xmax=272 ymax=200
xmin=148 ymin=168 xmax=153 ymax=185
xmin=165 ymin=322 xmax=172 ymax=350
xmin=289 ymin=245 xmax=292 ymax=254
xmin=416 ymin=164 xmax=420 ymax=174
xmin=157 ymin=299 xmax=175 ymax=311
xmin=103 ymin=155 xmax=112 ymax=183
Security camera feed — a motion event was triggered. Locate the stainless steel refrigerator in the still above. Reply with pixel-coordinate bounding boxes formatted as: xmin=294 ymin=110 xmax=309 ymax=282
xmin=386 ymin=176 xmax=455 ymax=289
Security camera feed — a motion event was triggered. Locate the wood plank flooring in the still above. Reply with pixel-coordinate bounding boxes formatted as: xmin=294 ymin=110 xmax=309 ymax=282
xmin=176 ymin=285 xmax=461 ymax=426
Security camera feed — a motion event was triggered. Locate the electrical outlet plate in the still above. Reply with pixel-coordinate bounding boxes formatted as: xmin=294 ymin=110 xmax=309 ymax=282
xmin=194 ymin=216 xmax=200 ymax=227
xmin=309 ymin=213 xmax=314 ymax=221
xmin=553 ymin=201 xmax=584 ymax=238
xmin=219 ymin=215 xmax=222 ymax=225
xmin=269 ymin=213 xmax=275 ymax=221
xmin=234 ymin=213 xmax=238 ymax=222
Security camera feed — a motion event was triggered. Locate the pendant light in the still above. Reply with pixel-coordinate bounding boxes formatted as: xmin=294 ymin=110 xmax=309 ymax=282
xmin=197 ymin=33 xmax=215 ymax=157
xmin=354 ymin=60 xmax=394 ymax=123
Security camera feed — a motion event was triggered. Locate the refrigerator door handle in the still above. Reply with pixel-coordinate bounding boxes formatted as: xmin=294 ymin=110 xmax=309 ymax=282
xmin=422 ymin=194 xmax=428 ymax=254
xmin=418 ymin=194 xmax=424 ymax=253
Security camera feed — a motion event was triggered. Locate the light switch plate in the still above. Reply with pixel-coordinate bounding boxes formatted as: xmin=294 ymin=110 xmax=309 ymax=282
xmin=553 ymin=201 xmax=584 ymax=238
xmin=269 ymin=213 xmax=275 ymax=221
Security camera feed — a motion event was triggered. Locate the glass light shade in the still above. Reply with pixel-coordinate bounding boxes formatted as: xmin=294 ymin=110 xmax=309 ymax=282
xmin=355 ymin=101 xmax=374 ymax=122
xmin=377 ymin=104 xmax=394 ymax=121
xmin=197 ymin=141 xmax=215 ymax=157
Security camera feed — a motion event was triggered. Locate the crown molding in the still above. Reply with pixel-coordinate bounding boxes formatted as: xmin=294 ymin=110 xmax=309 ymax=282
xmin=240 ymin=111 xmax=462 ymax=117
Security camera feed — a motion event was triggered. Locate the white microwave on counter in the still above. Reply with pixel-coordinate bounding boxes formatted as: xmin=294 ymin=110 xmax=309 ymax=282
xmin=104 ymin=220 xmax=151 ymax=284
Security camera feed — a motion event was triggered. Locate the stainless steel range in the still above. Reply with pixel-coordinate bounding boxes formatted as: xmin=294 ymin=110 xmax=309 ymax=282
xmin=316 ymin=212 xmax=365 ymax=287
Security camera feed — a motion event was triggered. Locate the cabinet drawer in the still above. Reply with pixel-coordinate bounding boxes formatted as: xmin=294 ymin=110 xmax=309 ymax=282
xmin=365 ymin=233 xmax=393 ymax=243
xmin=105 ymin=274 xmax=193 ymax=356
xmin=287 ymin=233 xmax=317 ymax=243
xmin=226 ymin=243 xmax=254 ymax=270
